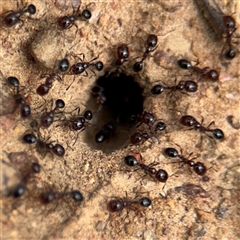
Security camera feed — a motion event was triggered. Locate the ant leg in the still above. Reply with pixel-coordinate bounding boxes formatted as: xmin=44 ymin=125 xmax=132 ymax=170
xmin=66 ymin=75 xmax=77 ymax=91
xmin=206 ymin=120 xmax=215 ymax=129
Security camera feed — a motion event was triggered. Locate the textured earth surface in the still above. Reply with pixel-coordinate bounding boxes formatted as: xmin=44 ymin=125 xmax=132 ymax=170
xmin=0 ymin=0 xmax=240 ymax=239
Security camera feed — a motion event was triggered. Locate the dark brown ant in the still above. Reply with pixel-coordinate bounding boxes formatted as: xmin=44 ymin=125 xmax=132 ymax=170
xmin=95 ymin=123 xmax=115 ymax=143
xmin=5 ymin=183 xmax=26 ymax=198
xmin=7 ymin=76 xmax=31 ymax=118
xmin=164 ymin=147 xmax=207 ymax=176
xmin=2 ymin=4 xmax=36 ymax=28
xmin=107 ymin=196 xmax=151 ymax=213
xmin=57 ymin=7 xmax=91 ymax=31
xmin=40 ymin=99 xmax=65 ymax=128
xmin=39 ymin=186 xmax=84 ymax=218
xmin=67 ymin=53 xmax=103 ymax=90
xmin=41 ymin=189 xmax=83 ymax=205
xmin=151 ymin=79 xmax=198 ymax=95
xmin=124 ymin=151 xmax=169 ymax=183
xmin=36 ymin=59 xmax=69 ymax=96
xmin=23 ymin=126 xmax=66 ymax=158
xmin=177 ymin=59 xmax=219 ymax=81
xmin=129 ymin=132 xmax=150 ymax=145
xmin=115 ymin=44 xmax=130 ymax=67
xmin=194 ymin=0 xmax=238 ymax=59
xmin=133 ymin=34 xmax=158 ymax=72
xmin=59 ymin=107 xmax=93 ymax=145
xmin=91 ymin=85 xmax=107 ymax=111
xmin=179 ymin=115 xmax=224 ymax=140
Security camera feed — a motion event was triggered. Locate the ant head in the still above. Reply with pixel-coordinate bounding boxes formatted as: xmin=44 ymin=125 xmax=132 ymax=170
xmin=58 ymin=58 xmax=69 ymax=72
xmin=81 ymin=9 xmax=92 ymax=20
xmin=95 ymin=61 xmax=104 ymax=71
xmin=7 ymin=76 xmax=20 ymax=88
xmin=223 ymin=16 xmax=236 ymax=35
xmin=26 ymin=4 xmax=36 ymax=15
xmin=70 ymin=190 xmax=84 ymax=202
xmin=55 ymin=99 xmax=65 ymax=109
xmin=225 ymin=48 xmax=236 ymax=60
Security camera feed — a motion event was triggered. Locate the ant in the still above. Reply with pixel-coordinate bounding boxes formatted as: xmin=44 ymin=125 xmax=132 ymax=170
xmin=91 ymin=85 xmax=107 ymax=111
xmin=2 ymin=4 xmax=36 ymax=28
xmin=151 ymin=79 xmax=198 ymax=95
xmin=67 ymin=53 xmax=103 ymax=90
xmin=179 ymin=115 xmax=224 ymax=140
xmin=39 ymin=185 xmax=84 ymax=219
xmin=115 ymin=44 xmax=130 ymax=67
xmin=41 ymin=189 xmax=83 ymax=205
xmin=36 ymin=59 xmax=69 ymax=96
xmin=95 ymin=123 xmax=115 ymax=143
xmin=23 ymin=126 xmax=66 ymax=158
xmin=177 ymin=59 xmax=219 ymax=81
xmin=128 ymin=112 xmax=166 ymax=133
xmin=107 ymin=196 xmax=151 ymax=213
xmin=130 ymin=132 xmax=151 ymax=145
xmin=5 ymin=183 xmax=26 ymax=198
xmin=59 ymin=107 xmax=93 ymax=145
xmin=40 ymin=99 xmax=65 ymax=128
xmin=133 ymin=34 xmax=158 ymax=72
xmin=57 ymin=7 xmax=91 ymax=31
xmin=219 ymin=14 xmax=238 ymax=59
xmin=5 ymin=151 xmax=41 ymax=185
xmin=164 ymin=147 xmax=207 ymax=176
xmin=7 ymin=76 xmax=31 ymax=118
xmin=106 ymin=44 xmax=130 ymax=76
xmin=124 ymin=151 xmax=169 ymax=183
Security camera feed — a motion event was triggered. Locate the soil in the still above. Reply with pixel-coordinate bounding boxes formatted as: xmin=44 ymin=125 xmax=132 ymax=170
xmin=0 ymin=0 xmax=240 ymax=239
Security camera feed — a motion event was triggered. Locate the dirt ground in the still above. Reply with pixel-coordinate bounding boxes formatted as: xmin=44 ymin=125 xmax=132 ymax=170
xmin=0 ymin=0 xmax=240 ymax=239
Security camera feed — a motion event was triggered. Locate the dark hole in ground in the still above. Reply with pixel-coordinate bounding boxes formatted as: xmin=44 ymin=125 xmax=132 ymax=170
xmin=84 ymin=71 xmax=144 ymax=154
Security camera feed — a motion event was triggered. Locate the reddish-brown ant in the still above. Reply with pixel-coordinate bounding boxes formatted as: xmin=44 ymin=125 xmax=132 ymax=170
xmin=2 ymin=4 xmax=36 ymax=28
xmin=36 ymin=59 xmax=69 ymax=96
xmin=164 ymin=147 xmax=207 ymax=176
xmin=177 ymin=59 xmax=219 ymax=81
xmin=179 ymin=115 xmax=224 ymax=140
